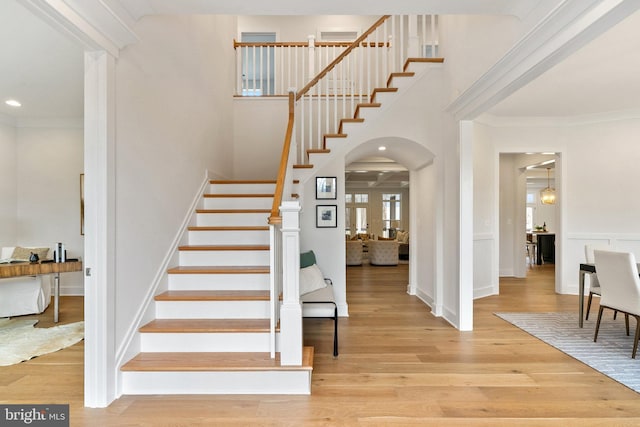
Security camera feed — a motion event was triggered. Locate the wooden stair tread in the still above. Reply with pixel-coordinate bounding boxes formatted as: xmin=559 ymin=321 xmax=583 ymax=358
xmin=324 ymin=133 xmax=347 ymax=138
xmin=387 ymin=72 xmax=415 ymax=87
xmin=178 ymin=245 xmax=270 ymax=251
xmin=370 ymin=87 xmax=398 ymax=102
xmin=356 ymin=102 xmax=381 ymax=108
xmin=187 ymin=226 xmax=269 ymax=231
xmin=196 ymin=209 xmax=270 ymax=214
xmin=140 ymin=318 xmax=273 ymax=332
xmin=210 ymin=180 xmax=276 ymax=184
xmin=121 ymin=347 xmax=314 ymax=372
xmin=293 ymin=164 xmax=314 ymax=169
xmin=404 ymin=57 xmax=445 ymax=70
xmin=168 ymin=265 xmax=270 ymax=274
xmin=155 ymin=290 xmax=270 ymax=301
xmin=307 ymin=149 xmax=330 ymax=154
xmin=341 ymin=118 xmax=365 ymax=123
xmin=204 ymin=193 xmax=274 ymax=198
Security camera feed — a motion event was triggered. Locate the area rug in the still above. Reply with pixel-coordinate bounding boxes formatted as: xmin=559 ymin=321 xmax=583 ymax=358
xmin=0 ymin=318 xmax=84 ymax=366
xmin=496 ymin=312 xmax=640 ymax=393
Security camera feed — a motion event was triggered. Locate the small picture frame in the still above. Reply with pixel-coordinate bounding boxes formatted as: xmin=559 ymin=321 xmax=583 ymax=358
xmin=316 ymin=205 xmax=337 ymax=228
xmin=316 ymin=176 xmax=337 ymax=200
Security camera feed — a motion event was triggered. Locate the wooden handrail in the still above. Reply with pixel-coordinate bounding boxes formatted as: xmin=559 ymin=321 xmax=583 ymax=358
xmin=234 ymin=40 xmax=390 ymax=49
xmin=268 ymin=91 xmax=296 ymax=225
xmin=296 ymin=15 xmax=390 ymax=101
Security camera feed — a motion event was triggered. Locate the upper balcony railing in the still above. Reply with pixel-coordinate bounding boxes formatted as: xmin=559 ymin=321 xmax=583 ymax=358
xmin=234 ymin=15 xmax=439 ymax=98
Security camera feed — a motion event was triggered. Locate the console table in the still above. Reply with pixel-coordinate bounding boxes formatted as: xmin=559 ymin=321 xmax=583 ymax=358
xmin=0 ymin=261 xmax=83 ymax=322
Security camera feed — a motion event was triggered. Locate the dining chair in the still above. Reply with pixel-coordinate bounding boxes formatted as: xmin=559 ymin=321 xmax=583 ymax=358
xmin=584 ymin=244 xmax=611 ymax=320
xmin=526 ymin=233 xmax=537 ymax=267
xmin=593 ymin=250 xmax=640 ymax=358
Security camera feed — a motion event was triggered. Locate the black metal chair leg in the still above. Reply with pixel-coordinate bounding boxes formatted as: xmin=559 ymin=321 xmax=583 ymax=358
xmin=586 ymin=292 xmax=594 ymax=320
xmin=626 ymin=314 xmax=630 ymax=336
xmin=594 ymin=306 xmax=605 ymax=342
xmin=333 ymin=306 xmax=339 ymax=357
xmin=633 ymin=316 xmax=640 ymax=359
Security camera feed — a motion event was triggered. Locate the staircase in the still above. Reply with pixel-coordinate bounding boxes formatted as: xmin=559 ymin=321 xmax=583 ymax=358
xmin=120 ymin=180 xmax=313 ymax=395
xmin=297 ymin=58 xmax=442 ymax=174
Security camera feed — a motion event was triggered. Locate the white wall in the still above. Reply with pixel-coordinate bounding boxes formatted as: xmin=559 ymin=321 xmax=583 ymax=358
xmin=473 ymin=114 xmax=640 ymax=297
xmin=16 ymin=126 xmax=84 ymax=293
xmin=0 ymin=121 xmax=17 ymax=245
xmin=233 ymin=98 xmax=288 ymax=179
xmin=439 ymin=14 xmax=522 ymax=104
xmin=113 ymin=14 xmax=237 ymax=351
xmin=0 ymin=122 xmax=83 ymax=293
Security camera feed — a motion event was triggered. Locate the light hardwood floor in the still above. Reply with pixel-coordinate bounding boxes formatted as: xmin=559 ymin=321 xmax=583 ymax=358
xmin=2 ymin=264 xmax=640 ymax=426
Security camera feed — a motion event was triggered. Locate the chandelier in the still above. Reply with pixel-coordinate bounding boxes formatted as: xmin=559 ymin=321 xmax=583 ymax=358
xmin=540 ymin=167 xmax=556 ymax=205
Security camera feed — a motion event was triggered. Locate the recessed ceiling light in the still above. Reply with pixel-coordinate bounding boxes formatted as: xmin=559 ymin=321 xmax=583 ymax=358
xmin=5 ymin=99 xmax=21 ymax=107
xmin=378 ymin=146 xmax=386 ymax=151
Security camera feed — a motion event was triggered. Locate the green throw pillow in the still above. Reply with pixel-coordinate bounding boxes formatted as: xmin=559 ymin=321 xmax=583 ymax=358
xmin=300 ymin=250 xmax=317 ymax=268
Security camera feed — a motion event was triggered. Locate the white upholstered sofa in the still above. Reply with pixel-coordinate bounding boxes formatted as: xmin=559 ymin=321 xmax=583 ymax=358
xmin=0 ymin=246 xmax=52 ymax=317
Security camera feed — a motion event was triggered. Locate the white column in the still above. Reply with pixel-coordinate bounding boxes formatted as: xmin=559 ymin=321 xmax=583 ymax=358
xmin=84 ymin=50 xmax=117 ymax=407
xmin=459 ymin=120 xmax=474 ymax=331
xmin=307 ymin=35 xmax=315 ymax=80
xmin=279 ymin=201 xmax=303 ymax=365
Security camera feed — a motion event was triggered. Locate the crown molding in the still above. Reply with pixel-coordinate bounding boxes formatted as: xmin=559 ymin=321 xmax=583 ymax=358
xmin=21 ymin=0 xmax=139 ymax=57
xmin=446 ymin=0 xmax=640 ymax=121
xmin=477 ymin=108 xmax=640 ymax=127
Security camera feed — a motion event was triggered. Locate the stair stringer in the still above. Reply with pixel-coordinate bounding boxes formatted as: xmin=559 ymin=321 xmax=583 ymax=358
xmin=294 ymin=61 xmax=444 ymax=184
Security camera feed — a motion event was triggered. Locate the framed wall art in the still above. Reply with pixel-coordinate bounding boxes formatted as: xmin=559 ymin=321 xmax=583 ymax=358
xmin=316 ymin=176 xmax=337 ymax=200
xmin=316 ymin=205 xmax=337 ymax=228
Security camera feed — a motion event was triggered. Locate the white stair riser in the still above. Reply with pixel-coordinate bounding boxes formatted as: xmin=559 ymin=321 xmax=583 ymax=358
xmin=339 ymin=122 xmax=361 ymax=134
xmin=188 ymin=230 xmax=269 ymax=245
xmin=140 ymin=332 xmax=278 ymax=352
xmin=371 ymin=92 xmax=395 ymax=104
xmin=204 ymin=197 xmax=273 ymax=210
xmin=209 ymin=183 xmax=276 ymax=194
xmin=356 ymin=107 xmax=380 ymax=121
xmin=179 ymin=250 xmax=269 ymax=266
xmin=196 ymin=212 xmax=270 ymax=227
xmin=156 ymin=300 xmax=269 ymax=319
xmin=404 ymin=62 xmax=431 ymax=74
xmin=168 ymin=273 xmax=270 ymax=291
xmin=389 ymin=75 xmax=414 ymax=90
xmin=121 ymin=371 xmax=311 ymax=395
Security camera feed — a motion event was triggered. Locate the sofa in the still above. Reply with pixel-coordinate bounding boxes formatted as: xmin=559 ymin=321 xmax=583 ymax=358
xmin=0 ymin=246 xmax=52 ymax=317
xmin=345 ymin=240 xmax=363 ymax=266
xmin=368 ymin=240 xmax=399 ymax=266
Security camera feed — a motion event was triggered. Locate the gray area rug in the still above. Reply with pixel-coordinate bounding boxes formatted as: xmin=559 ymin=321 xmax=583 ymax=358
xmin=496 ymin=312 xmax=640 ymax=393
xmin=0 ymin=318 xmax=84 ymax=366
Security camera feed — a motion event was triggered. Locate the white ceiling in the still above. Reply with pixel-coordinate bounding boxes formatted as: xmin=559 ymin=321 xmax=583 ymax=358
xmin=0 ymin=1 xmax=84 ymax=122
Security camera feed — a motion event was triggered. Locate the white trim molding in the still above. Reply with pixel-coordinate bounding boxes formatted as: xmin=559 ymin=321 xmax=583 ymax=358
xmin=447 ymin=0 xmax=640 ymax=120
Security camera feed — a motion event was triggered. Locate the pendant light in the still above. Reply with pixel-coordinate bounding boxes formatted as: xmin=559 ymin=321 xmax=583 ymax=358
xmin=540 ymin=167 xmax=556 ymax=205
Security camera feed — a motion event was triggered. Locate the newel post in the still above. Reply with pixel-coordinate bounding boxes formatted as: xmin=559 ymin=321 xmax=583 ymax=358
xmin=279 ymin=201 xmax=303 ymax=365
xmin=307 ymin=35 xmax=316 ymax=80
